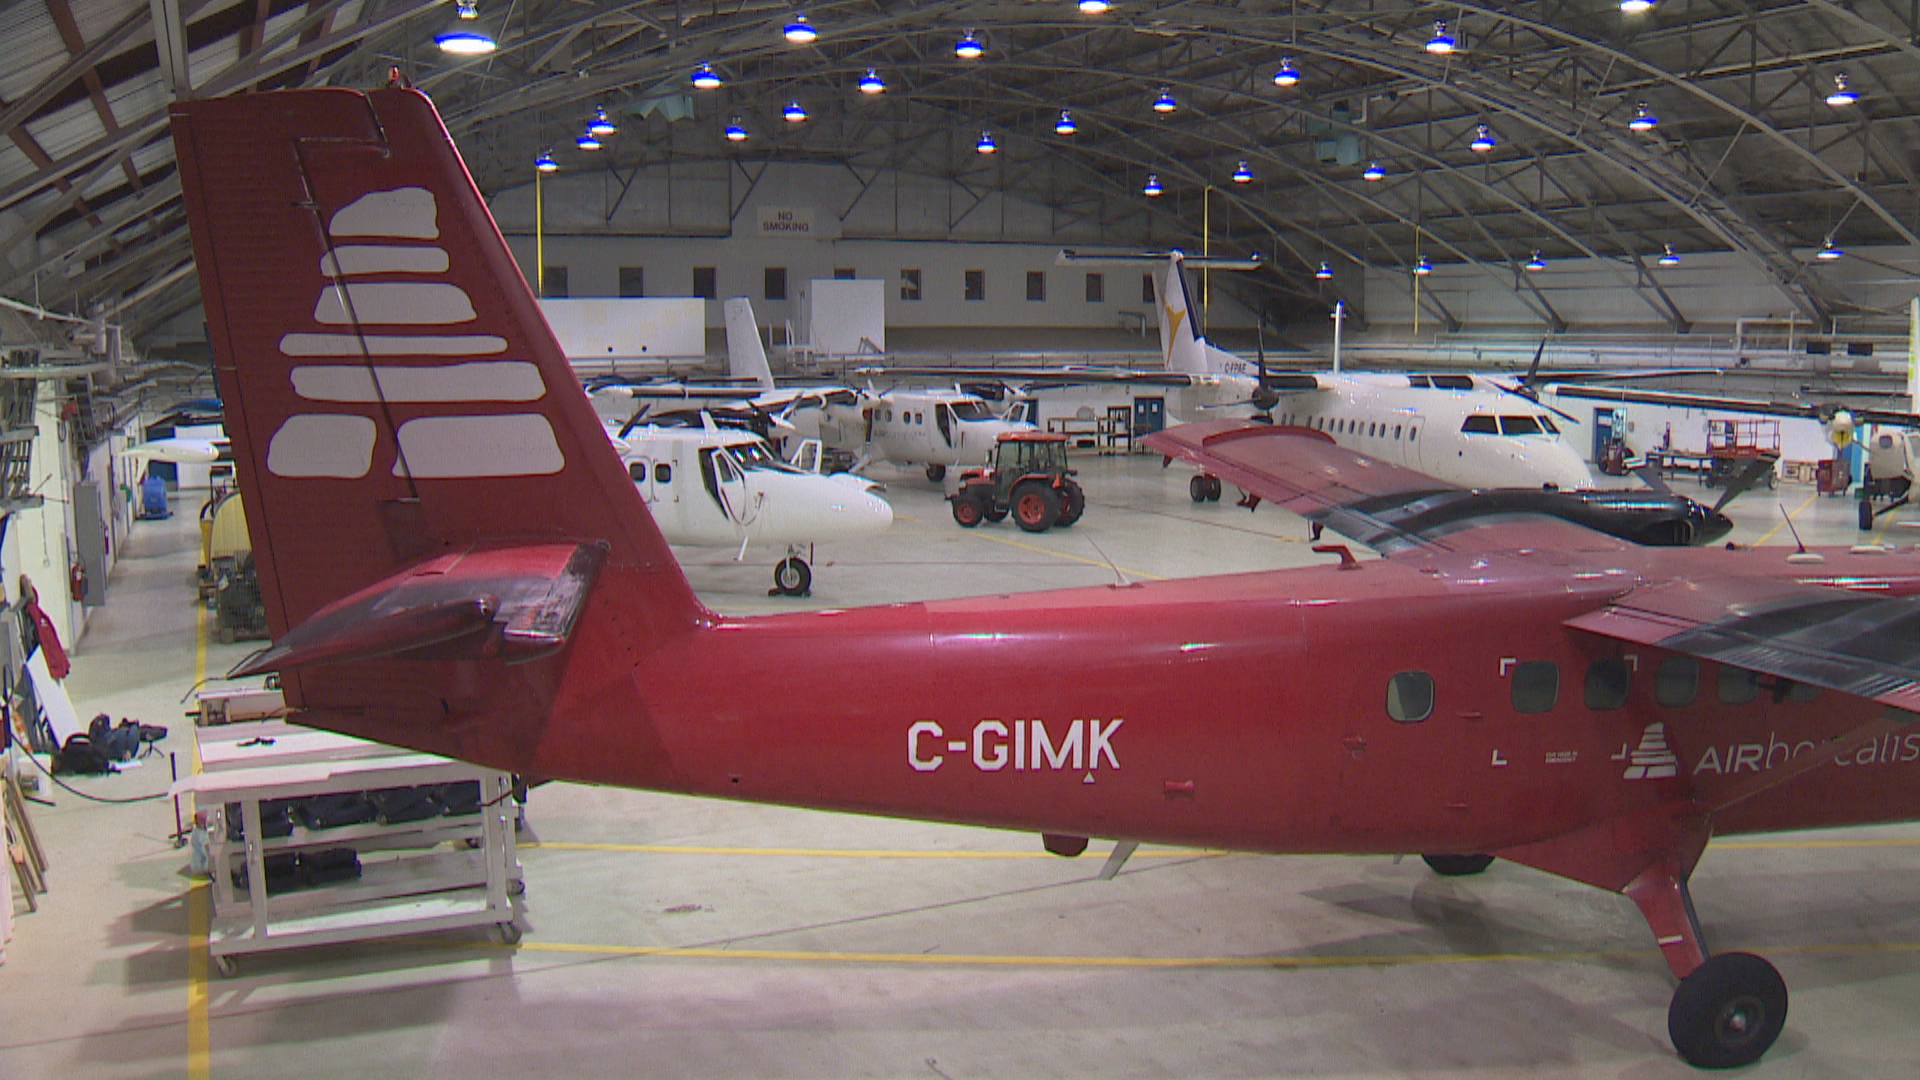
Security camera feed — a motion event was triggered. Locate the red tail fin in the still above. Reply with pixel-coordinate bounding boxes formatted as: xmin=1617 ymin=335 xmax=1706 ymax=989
xmin=171 ymin=89 xmax=706 ymax=717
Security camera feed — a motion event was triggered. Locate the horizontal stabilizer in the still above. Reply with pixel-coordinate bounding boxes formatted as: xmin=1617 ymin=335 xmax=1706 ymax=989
xmin=231 ymin=541 xmax=604 ymax=677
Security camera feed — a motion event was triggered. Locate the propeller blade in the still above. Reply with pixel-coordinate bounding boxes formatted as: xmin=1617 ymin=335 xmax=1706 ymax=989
xmin=1632 ymin=462 xmax=1673 ymax=496
xmin=1711 ymin=457 xmax=1778 ymax=514
xmin=1251 ymin=326 xmax=1280 ymax=413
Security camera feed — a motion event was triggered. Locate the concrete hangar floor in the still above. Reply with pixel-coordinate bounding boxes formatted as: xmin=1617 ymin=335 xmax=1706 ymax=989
xmin=5 ymin=451 xmax=1917 ymax=1080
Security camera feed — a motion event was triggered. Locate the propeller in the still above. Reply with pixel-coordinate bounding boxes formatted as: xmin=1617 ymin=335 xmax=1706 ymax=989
xmin=1251 ymin=327 xmax=1280 ymax=415
xmin=1709 ymin=456 xmax=1777 ymax=514
xmin=1488 ymin=340 xmax=1582 ymax=424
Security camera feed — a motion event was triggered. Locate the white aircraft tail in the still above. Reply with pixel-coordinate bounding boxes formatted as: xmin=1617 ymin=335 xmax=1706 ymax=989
xmin=723 ymin=297 xmax=775 ymax=391
xmin=1159 ymin=256 xmax=1253 ymax=378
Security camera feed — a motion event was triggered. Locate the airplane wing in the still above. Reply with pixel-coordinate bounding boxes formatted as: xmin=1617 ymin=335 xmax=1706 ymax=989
xmin=1141 ymin=419 xmax=1630 ymax=555
xmin=1565 ymin=576 xmax=1920 ymax=810
xmin=1548 ymin=383 xmax=1920 ymax=428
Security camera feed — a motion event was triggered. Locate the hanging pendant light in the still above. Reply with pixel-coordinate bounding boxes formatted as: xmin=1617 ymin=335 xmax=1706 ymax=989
xmin=1826 ymin=73 xmax=1859 ymax=107
xmin=1657 ymin=244 xmax=1681 ymax=266
xmin=691 ymin=61 xmax=722 ymax=89
xmin=1272 ymin=58 xmax=1300 ymax=87
xmin=576 ymin=128 xmax=602 ymax=151
xmin=1143 ymin=173 xmax=1163 ymax=197
xmin=1414 ymin=255 xmax=1433 ymax=276
xmin=1816 ymin=238 xmax=1844 ymax=261
xmin=1055 ymin=109 xmax=1077 ymax=136
xmin=1525 ymin=250 xmax=1548 ymax=271
xmin=784 ymin=12 xmax=817 ymax=43
xmin=784 ymin=100 xmax=808 ymax=122
xmin=533 ymin=150 xmax=558 ymax=173
xmin=1629 ymin=103 xmax=1659 ymax=132
xmin=1362 ymin=160 xmax=1386 ymax=181
xmin=725 ymin=118 xmax=749 ymax=142
xmin=1232 ymin=160 xmax=1253 ymax=184
xmin=1314 ymin=262 xmax=1333 ymax=280
xmin=1153 ymin=87 xmax=1178 ymax=113
xmin=435 ymin=0 xmax=496 ymax=54
xmin=1620 ymin=0 xmax=1654 ymax=13
xmin=956 ymin=30 xmax=983 ymax=59
xmin=1079 ymin=0 xmax=1110 ymax=13
xmin=1470 ymin=123 xmax=1497 ymax=152
xmin=859 ymin=69 xmax=886 ymax=95
xmin=976 ymin=130 xmax=997 ymax=154
xmin=1426 ymin=20 xmax=1455 ymax=54
xmin=589 ymin=107 xmax=617 ymax=137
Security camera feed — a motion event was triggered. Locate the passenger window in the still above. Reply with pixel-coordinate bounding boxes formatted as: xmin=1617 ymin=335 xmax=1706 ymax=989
xmin=1511 ymin=661 xmax=1559 ymax=713
xmin=1462 ymin=415 xmax=1497 ymax=434
xmin=1782 ymin=680 xmax=1822 ymax=703
xmin=628 ymin=463 xmax=646 ymax=482
xmin=1393 ymin=424 xmax=1402 ymax=439
xmin=1654 ymin=657 xmax=1697 ymax=707
xmin=1718 ymin=667 xmax=1759 ymax=705
xmin=1584 ymin=657 xmax=1631 ymax=711
xmin=1410 ymin=428 xmax=1418 ymax=441
xmin=1386 ymin=671 xmax=1435 ymax=723
xmin=654 ymin=463 xmax=671 ymax=483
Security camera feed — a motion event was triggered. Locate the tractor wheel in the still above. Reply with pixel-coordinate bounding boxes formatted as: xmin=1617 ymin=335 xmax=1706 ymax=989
xmin=1012 ymin=482 xmax=1061 ymax=532
xmin=951 ymin=494 xmax=985 ymax=527
xmin=1057 ymin=481 xmax=1085 ymax=526
xmin=925 ymin=464 xmax=947 ymax=483
xmin=1190 ymin=475 xmax=1211 ymax=503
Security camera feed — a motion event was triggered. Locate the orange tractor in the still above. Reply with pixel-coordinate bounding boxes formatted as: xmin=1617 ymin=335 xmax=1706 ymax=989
xmin=949 ymin=431 xmax=1085 ymax=532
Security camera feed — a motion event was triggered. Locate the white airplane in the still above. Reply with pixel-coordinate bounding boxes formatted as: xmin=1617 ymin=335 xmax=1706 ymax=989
xmin=608 ymin=418 xmax=892 ymax=596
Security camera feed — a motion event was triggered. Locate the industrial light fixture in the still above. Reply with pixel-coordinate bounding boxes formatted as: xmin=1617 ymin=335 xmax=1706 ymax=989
xmin=1362 ymin=159 xmax=1386 ymax=181
xmin=1232 ymin=160 xmax=1253 ymax=184
xmin=1826 ymin=73 xmax=1859 ymax=107
xmin=1426 ymin=20 xmax=1456 ymax=54
xmin=1314 ymin=262 xmax=1333 ymax=280
xmin=1657 ymin=244 xmax=1680 ymax=266
xmin=1629 ymin=103 xmax=1658 ymax=132
xmin=725 ymin=118 xmax=749 ymax=142
xmin=1055 ymin=109 xmax=1077 ymax=135
xmin=784 ymin=100 xmax=808 ymax=122
xmin=1619 ymin=0 xmax=1654 ymax=13
xmin=1153 ymin=87 xmax=1178 ymax=113
xmin=1816 ymin=238 xmax=1845 ymax=261
xmin=1525 ymin=250 xmax=1547 ymax=271
xmin=589 ymin=107 xmax=617 ymax=137
xmin=1272 ymin=57 xmax=1300 ymax=87
xmin=435 ymin=0 xmax=496 ymax=54
xmin=1143 ymin=173 xmax=1163 ymax=197
xmin=1079 ymin=0 xmax=1111 ymax=13
xmin=956 ymin=30 xmax=983 ymax=59
xmin=533 ymin=150 xmax=558 ymax=173
xmin=1470 ymin=123 xmax=1497 ymax=152
xmin=859 ymin=68 xmax=886 ymax=94
xmin=691 ymin=61 xmax=722 ymax=89
xmin=784 ymin=12 xmax=817 ymax=43
xmin=1414 ymin=255 xmax=1433 ymax=275
xmin=976 ymin=130 xmax=997 ymax=154
xmin=576 ymin=128 xmax=602 ymax=151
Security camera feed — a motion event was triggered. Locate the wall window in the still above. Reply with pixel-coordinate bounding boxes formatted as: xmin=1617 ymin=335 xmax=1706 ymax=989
xmin=965 ymin=269 xmax=986 ymax=301
xmin=541 ymin=266 xmax=568 ymax=298
xmin=1026 ymin=271 xmax=1046 ymax=302
xmin=1655 ymin=657 xmax=1698 ymax=707
xmin=1085 ymin=272 xmax=1105 ymax=303
xmin=834 ymin=266 xmax=856 ymax=280
xmin=1142 ymin=273 xmax=1156 ymax=303
xmin=618 ymin=266 xmax=644 ymax=297
xmin=1511 ymin=661 xmax=1559 ymax=714
xmin=900 ymin=268 xmax=922 ymax=300
xmin=765 ymin=266 xmax=788 ymax=301
xmin=1584 ymin=657 xmax=1631 ymax=711
xmin=691 ymin=267 xmax=717 ymax=300
xmin=1385 ymin=671 xmax=1435 ymax=723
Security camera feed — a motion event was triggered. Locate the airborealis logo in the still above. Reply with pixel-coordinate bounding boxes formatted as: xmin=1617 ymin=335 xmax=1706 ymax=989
xmin=909 ymin=718 xmax=1122 ymax=779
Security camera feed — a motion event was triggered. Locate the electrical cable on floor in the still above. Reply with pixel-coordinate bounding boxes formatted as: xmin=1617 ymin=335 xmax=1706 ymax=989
xmin=17 ymin=742 xmax=171 ymax=804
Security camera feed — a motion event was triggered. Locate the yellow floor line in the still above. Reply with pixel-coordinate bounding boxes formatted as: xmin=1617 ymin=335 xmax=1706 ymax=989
xmin=187 ymin=603 xmax=210 ymax=1080
xmin=1712 ymin=836 xmax=1920 ymax=850
xmin=961 ymin=529 xmax=1166 ymax=580
xmin=1751 ymin=490 xmax=1819 ymax=547
xmin=524 ymin=841 xmax=1217 ymax=859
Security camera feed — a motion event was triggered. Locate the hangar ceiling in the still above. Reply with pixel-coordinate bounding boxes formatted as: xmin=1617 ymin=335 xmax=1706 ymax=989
xmin=4 ymin=0 xmax=1919 ymax=352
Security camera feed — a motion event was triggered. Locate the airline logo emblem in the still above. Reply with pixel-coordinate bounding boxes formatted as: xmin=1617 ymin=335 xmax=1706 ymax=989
xmin=1623 ymin=722 xmax=1680 ymax=780
xmin=268 ymin=186 xmax=560 ymax=481
xmin=909 ymin=718 xmax=1122 ymax=776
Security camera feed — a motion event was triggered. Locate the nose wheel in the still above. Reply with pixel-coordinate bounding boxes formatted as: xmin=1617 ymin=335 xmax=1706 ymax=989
xmin=771 ymin=554 xmax=812 ymax=596
xmin=1668 ymin=952 xmax=1787 ymax=1069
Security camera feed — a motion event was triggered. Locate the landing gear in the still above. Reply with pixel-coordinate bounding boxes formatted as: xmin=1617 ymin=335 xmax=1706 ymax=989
xmin=1668 ymin=953 xmax=1787 ymax=1069
xmin=925 ymin=464 xmax=947 ymax=483
xmin=1188 ymin=475 xmax=1223 ymax=502
xmin=771 ymin=555 xmax=812 ymax=596
xmin=1859 ymin=497 xmax=1876 ymax=532
xmin=1421 ymin=853 xmax=1494 ymax=876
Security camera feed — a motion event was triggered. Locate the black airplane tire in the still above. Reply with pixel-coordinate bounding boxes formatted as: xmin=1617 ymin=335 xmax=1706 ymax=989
xmin=1668 ymin=952 xmax=1787 ymax=1069
xmin=1859 ymin=499 xmax=1875 ymax=531
xmin=1013 ymin=482 xmax=1060 ymax=532
xmin=952 ymin=495 xmax=985 ymax=527
xmin=1206 ymin=476 xmax=1224 ymax=501
xmin=1058 ymin=482 xmax=1085 ymax=526
xmin=926 ymin=464 xmax=947 ymax=483
xmin=1421 ymin=854 xmax=1495 ymax=876
xmin=1190 ymin=475 xmax=1211 ymax=503
xmin=772 ymin=557 xmax=812 ymax=596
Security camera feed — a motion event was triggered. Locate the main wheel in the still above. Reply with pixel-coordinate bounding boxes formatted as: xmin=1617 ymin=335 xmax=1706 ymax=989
xmin=772 ymin=557 xmax=812 ymax=596
xmin=925 ymin=464 xmax=947 ymax=482
xmin=1190 ymin=475 xmax=1211 ymax=503
xmin=1206 ymin=475 xmax=1224 ymax=501
xmin=1668 ymin=952 xmax=1787 ymax=1069
xmin=1859 ymin=498 xmax=1876 ymax=531
xmin=1012 ymin=482 xmax=1061 ymax=532
xmin=1421 ymin=854 xmax=1495 ymax=876
xmin=951 ymin=494 xmax=985 ymax=527
xmin=1057 ymin=481 xmax=1085 ymax=526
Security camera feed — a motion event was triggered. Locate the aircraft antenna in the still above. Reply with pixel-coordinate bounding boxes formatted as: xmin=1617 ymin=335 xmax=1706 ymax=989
xmin=1085 ymin=537 xmax=1134 ymax=588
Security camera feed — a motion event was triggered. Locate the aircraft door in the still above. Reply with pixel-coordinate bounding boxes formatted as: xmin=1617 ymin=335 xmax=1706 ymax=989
xmin=936 ymin=403 xmax=955 ymax=448
xmin=702 ymin=447 xmax=761 ymax=526
xmin=1404 ymin=417 xmax=1424 ymax=470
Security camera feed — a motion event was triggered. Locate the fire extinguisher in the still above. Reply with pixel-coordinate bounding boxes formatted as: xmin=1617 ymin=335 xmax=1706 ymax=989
xmin=70 ymin=561 xmax=87 ymax=603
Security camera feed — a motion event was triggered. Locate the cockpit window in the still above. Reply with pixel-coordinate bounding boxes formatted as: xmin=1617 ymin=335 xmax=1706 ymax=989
xmin=725 ymin=440 xmax=802 ymax=473
xmin=946 ymin=400 xmax=995 ymax=421
xmin=1538 ymin=415 xmax=1560 ymax=434
xmin=1500 ymin=415 xmax=1544 ymax=435
xmin=1461 ymin=415 xmax=1498 ymax=434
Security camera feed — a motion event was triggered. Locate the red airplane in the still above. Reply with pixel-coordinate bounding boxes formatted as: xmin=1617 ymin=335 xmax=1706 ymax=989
xmin=169 ymin=87 xmax=1920 ymax=1069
